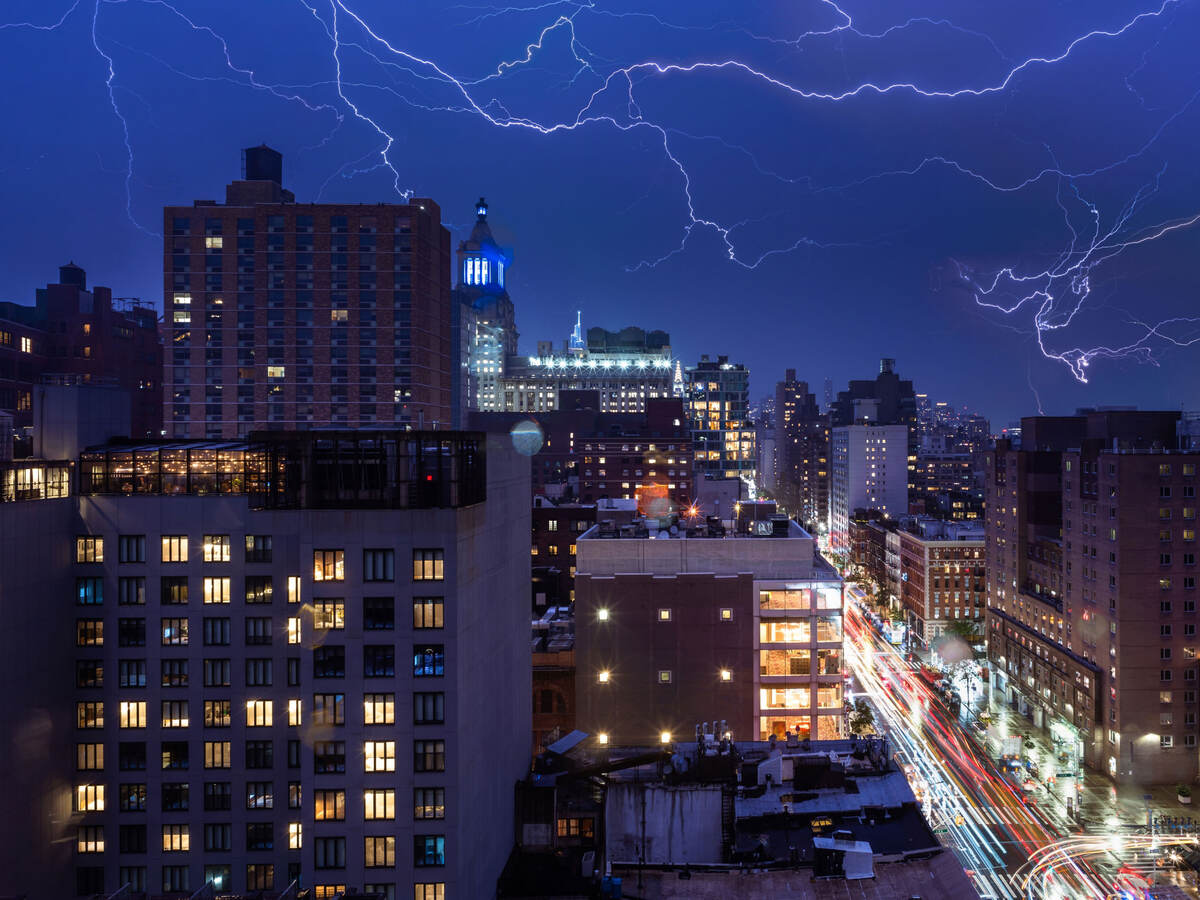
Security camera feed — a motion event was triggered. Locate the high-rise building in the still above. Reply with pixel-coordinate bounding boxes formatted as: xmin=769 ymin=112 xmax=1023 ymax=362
xmin=830 ymin=358 xmax=918 ymax=492
xmin=773 ymin=370 xmax=830 ymax=531
xmin=828 ymin=424 xmax=908 ymax=559
xmin=575 ymin=513 xmax=844 ymax=744
xmin=686 ymin=355 xmax=755 ymax=485
xmin=454 ymin=198 xmax=516 ymax=419
xmin=0 ymin=264 xmax=162 ymax=442
xmin=985 ymin=411 xmax=1197 ymax=784
xmin=163 ymin=145 xmax=453 ymax=438
xmin=0 ymin=407 xmax=531 ymax=897
xmin=494 ymin=323 xmax=674 ymax=413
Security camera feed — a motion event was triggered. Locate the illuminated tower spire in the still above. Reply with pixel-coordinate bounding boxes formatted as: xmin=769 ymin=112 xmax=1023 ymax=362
xmin=673 ymin=360 xmax=684 ymax=397
xmin=568 ymin=310 xmax=585 ymax=355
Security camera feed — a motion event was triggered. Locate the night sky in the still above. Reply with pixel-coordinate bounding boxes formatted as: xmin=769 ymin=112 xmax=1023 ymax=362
xmin=2 ymin=0 xmax=1199 ymax=426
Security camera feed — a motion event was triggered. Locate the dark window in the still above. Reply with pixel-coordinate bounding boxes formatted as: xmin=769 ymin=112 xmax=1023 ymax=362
xmin=204 ymin=658 xmax=231 ymax=687
xmin=204 ymin=781 xmax=232 ymax=811
xmin=315 ymin=836 xmax=346 ymax=869
xmin=119 ymin=742 xmax=147 ymax=771
xmin=76 ymin=659 xmax=103 ymax=688
xmin=313 ymin=693 xmax=345 ymax=725
xmin=204 ymin=823 xmax=232 ymax=851
xmin=161 ymin=742 xmax=189 ymax=771
xmin=160 ymin=576 xmax=188 ymax=605
xmin=414 ymin=692 xmax=444 ymax=725
xmin=414 ymin=740 xmax=445 ymax=772
xmin=245 ymin=740 xmax=273 ymax=769
xmin=245 ymin=576 xmax=273 ymax=604
xmin=119 ymin=824 xmax=147 ymax=854
xmin=364 ymin=548 xmax=394 ymax=581
xmin=245 ymin=535 xmax=272 ymax=563
xmin=245 ymin=658 xmax=273 ymax=687
xmin=119 ymin=659 xmax=146 ymax=688
xmin=314 ymin=740 xmax=346 ymax=774
xmin=161 ymin=781 xmax=189 ymax=810
xmin=314 ymin=646 xmax=345 ymax=678
xmin=118 ymin=783 xmax=147 ymax=811
xmin=246 ymin=617 xmax=272 ymax=645
xmin=119 ymin=576 xmax=146 ymax=605
xmin=118 ymin=618 xmax=145 ymax=647
xmin=364 ymin=596 xmax=394 ymax=630
xmin=246 ymin=822 xmax=274 ymax=851
xmin=365 ymin=645 xmax=395 ymax=677
xmin=204 ymin=617 xmax=231 ymax=646
xmin=160 ymin=659 xmax=188 ymax=687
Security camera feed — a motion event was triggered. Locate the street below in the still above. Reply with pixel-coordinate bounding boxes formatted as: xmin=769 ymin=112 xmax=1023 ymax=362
xmin=844 ymin=585 xmax=1200 ymax=899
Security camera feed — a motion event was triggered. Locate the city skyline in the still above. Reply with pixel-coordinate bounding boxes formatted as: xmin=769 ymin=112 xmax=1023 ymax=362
xmin=1 ymin=1 xmax=1199 ymax=425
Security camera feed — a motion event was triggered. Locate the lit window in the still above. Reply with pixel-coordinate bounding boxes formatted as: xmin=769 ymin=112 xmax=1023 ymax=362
xmin=658 ymin=609 xmax=672 ymax=622
xmin=289 ymin=823 xmax=302 ymax=850
xmin=658 ymin=670 xmax=672 ymax=684
xmin=597 ymin=671 xmax=610 ymax=684
xmin=660 ymin=731 xmax=672 ymax=744
xmin=19 ymin=336 xmax=31 ymax=353
xmin=287 ymin=617 xmax=301 ymax=644
xmin=364 ymin=789 xmax=395 ymax=820
xmin=246 ymin=699 xmax=273 ymax=727
xmin=267 ymin=365 xmax=285 ymax=379
xmin=597 ymin=608 xmax=609 ymax=622
xmin=597 ymin=733 xmax=609 ymax=745
xmin=314 ymin=550 xmax=345 ymax=581
xmin=364 ymin=741 xmax=395 ymax=773
xmin=75 ymin=536 xmax=104 ymax=563
xmin=75 ymin=784 xmax=105 ymax=812
xmin=720 ymin=608 xmax=733 ymax=621
xmin=203 ymin=535 xmax=230 ymax=562
xmin=720 ymin=669 xmax=733 ymax=682
xmin=205 ymin=236 xmax=223 ymax=249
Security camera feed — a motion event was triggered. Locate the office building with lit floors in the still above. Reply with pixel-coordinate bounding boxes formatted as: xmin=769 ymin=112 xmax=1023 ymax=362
xmin=985 ymin=410 xmax=1198 ymax=785
xmin=828 ymin=423 xmax=908 ymax=560
xmin=0 ymin=428 xmax=529 ymax=899
xmin=163 ymin=145 xmax=453 ymax=438
xmin=575 ymin=515 xmax=844 ymax=746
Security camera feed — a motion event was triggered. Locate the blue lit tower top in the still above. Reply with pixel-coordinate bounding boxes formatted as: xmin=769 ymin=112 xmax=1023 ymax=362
xmin=568 ymin=310 xmax=585 ymax=355
xmin=456 ymin=197 xmax=511 ymax=292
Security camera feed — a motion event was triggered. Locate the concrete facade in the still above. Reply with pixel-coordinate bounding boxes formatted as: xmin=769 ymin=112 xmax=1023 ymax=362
xmin=0 ymin=432 xmax=529 ymax=899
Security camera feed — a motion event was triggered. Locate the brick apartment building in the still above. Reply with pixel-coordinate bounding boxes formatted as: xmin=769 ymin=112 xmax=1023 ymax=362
xmin=898 ymin=519 xmax=985 ymax=651
xmin=1 ymin=264 xmax=162 ymax=442
xmin=472 ymin=393 xmax=695 ymax=508
xmin=986 ymin=411 xmax=1200 ymax=784
xmin=163 ymin=146 xmax=452 ymax=438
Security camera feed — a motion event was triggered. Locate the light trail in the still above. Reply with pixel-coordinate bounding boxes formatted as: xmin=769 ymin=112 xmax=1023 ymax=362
xmin=844 ymin=590 xmax=1119 ymax=899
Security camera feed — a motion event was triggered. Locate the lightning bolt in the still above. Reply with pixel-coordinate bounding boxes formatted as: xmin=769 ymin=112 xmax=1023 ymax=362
xmin=4 ymin=0 xmax=1199 ymax=383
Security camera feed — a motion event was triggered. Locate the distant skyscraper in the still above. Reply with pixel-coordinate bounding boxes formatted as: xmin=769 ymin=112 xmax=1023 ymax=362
xmin=823 ymin=376 xmax=833 ymax=412
xmin=163 ymin=145 xmax=453 ymax=438
xmin=686 ymin=355 xmax=756 ymax=484
xmin=773 ymin=370 xmax=829 ymax=531
xmin=830 ymin=358 xmax=918 ymax=493
xmin=829 ymin=423 xmax=909 ymax=557
xmin=455 ymin=198 xmax=517 ymax=418
xmin=495 ymin=324 xmax=674 ymax=413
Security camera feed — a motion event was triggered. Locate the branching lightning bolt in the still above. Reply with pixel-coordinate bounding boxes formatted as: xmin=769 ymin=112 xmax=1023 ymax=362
xmin=4 ymin=0 xmax=1200 ymax=383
